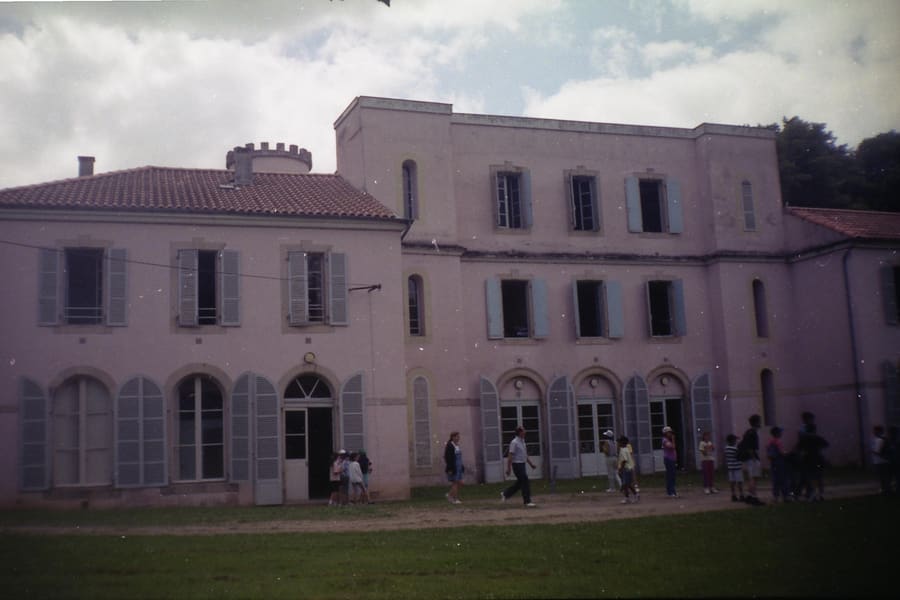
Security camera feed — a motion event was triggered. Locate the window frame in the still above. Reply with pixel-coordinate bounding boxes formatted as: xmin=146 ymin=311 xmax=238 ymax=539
xmin=402 ymin=159 xmax=418 ymax=221
xmin=741 ymin=180 xmax=757 ymax=231
xmin=625 ymin=176 xmax=683 ymax=234
xmin=491 ymin=165 xmax=533 ymax=231
xmin=485 ymin=276 xmax=548 ymax=340
xmin=566 ymin=171 xmax=600 ymax=233
xmin=412 ymin=376 xmax=432 ymax=469
xmin=645 ymin=279 xmax=686 ymax=338
xmin=286 ymin=249 xmax=348 ymax=328
xmin=407 ymin=274 xmax=425 ymax=337
xmin=175 ymin=374 xmax=225 ymax=482
xmin=52 ymin=375 xmax=112 ymax=487
xmin=176 ymin=247 xmax=240 ymax=328
xmin=572 ymin=279 xmax=624 ymax=339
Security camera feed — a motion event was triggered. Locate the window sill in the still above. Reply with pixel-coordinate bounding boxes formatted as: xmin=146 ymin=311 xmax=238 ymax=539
xmin=648 ymin=335 xmax=684 ymax=343
xmin=45 ymin=324 xmax=116 ymax=334
xmin=575 ymin=337 xmax=617 ymax=345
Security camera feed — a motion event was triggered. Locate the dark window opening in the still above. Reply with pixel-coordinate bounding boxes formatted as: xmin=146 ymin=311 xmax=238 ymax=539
xmin=761 ymin=369 xmax=776 ymax=425
xmin=408 ymin=275 xmax=424 ymax=336
xmin=197 ymin=250 xmax=218 ymax=325
xmin=307 ymin=252 xmax=325 ymax=323
xmin=648 ymin=280 xmax=673 ymax=336
xmin=753 ymin=279 xmax=769 ymax=338
xmin=497 ymin=173 xmax=522 ymax=229
xmin=639 ymin=180 xmax=664 ymax=233
xmin=285 ymin=411 xmax=307 ymax=460
xmin=577 ymin=280 xmax=604 ymax=337
xmin=65 ymin=248 xmax=103 ymax=324
xmin=501 ymin=280 xmax=529 ymax=338
xmin=572 ymin=176 xmax=596 ymax=231
xmin=402 ymin=160 xmax=417 ymax=220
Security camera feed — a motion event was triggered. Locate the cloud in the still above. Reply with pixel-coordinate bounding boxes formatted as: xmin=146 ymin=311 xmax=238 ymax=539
xmin=589 ymin=27 xmax=639 ymax=78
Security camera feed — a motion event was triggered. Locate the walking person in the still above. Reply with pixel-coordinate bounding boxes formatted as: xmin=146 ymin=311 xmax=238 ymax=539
xmin=602 ymin=430 xmax=620 ymax=492
xmin=662 ymin=426 xmax=678 ymax=498
xmin=699 ymin=431 xmax=718 ymax=494
xmin=444 ymin=431 xmax=464 ymax=504
xmin=500 ymin=426 xmax=537 ymax=507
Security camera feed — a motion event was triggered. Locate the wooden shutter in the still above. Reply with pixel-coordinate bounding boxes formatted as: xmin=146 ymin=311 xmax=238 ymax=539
xmin=116 ymin=376 xmax=166 ymax=487
xmin=480 ymin=376 xmax=503 ymax=482
xmin=413 ymin=377 xmax=431 ymax=468
xmin=220 ymin=250 xmax=240 ymax=326
xmin=571 ymin=281 xmax=582 ymax=338
xmin=254 ymin=374 xmax=282 ymax=505
xmin=605 ymin=280 xmax=624 ymax=339
xmin=231 ymin=374 xmax=251 ymax=482
xmin=288 ymin=251 xmax=308 ymax=325
xmin=531 ymin=278 xmax=549 ymax=339
xmin=341 ymin=373 xmax=365 ymax=454
xmin=177 ymin=249 xmax=198 ymax=327
xmin=19 ymin=378 xmax=49 ymax=491
xmin=666 ymin=179 xmax=684 ymax=233
xmin=672 ymin=279 xmax=687 ymax=336
xmin=38 ymin=248 xmax=59 ymax=326
xmin=547 ymin=376 xmax=577 ymax=479
xmin=106 ymin=248 xmax=127 ymax=326
xmin=329 ymin=252 xmax=348 ymax=326
xmin=485 ymin=277 xmax=503 ymax=339
xmin=565 ymin=173 xmax=576 ymax=229
xmin=625 ymin=176 xmax=642 ymax=232
xmin=690 ymin=373 xmax=714 ymax=469
xmin=590 ymin=177 xmax=601 ymax=231
xmin=623 ymin=374 xmax=652 ymax=474
xmin=521 ymin=170 xmax=533 ymax=228
xmin=882 ymin=266 xmax=898 ymax=326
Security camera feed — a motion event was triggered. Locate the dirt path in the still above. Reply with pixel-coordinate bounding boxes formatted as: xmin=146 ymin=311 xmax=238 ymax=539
xmin=3 ymin=482 xmax=878 ymax=537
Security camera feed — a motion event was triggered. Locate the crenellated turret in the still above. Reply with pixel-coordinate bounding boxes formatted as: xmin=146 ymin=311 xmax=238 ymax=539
xmin=225 ymin=142 xmax=313 ymax=177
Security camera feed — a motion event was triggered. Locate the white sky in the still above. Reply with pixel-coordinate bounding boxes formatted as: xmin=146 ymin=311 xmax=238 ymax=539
xmin=0 ymin=0 xmax=897 ymax=188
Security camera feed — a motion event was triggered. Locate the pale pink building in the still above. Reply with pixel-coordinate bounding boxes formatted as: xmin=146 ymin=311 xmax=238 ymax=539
xmin=0 ymin=97 xmax=897 ymax=507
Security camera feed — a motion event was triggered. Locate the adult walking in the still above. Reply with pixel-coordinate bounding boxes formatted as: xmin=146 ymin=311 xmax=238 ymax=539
xmin=444 ymin=431 xmax=464 ymax=504
xmin=500 ymin=426 xmax=537 ymax=507
xmin=662 ymin=426 xmax=678 ymax=498
xmin=602 ymin=430 xmax=620 ymax=492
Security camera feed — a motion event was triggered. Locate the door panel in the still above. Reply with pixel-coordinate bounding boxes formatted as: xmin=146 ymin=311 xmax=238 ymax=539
xmin=500 ymin=403 xmax=543 ymax=479
xmin=578 ymin=401 xmax=614 ymax=477
xmin=284 ymin=409 xmax=308 ymax=502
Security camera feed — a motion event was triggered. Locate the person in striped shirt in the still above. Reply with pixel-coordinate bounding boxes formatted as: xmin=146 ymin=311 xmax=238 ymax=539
xmin=724 ymin=434 xmax=745 ymax=502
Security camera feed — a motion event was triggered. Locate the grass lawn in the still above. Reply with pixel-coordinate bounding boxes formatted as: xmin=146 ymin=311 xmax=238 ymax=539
xmin=2 ymin=492 xmax=895 ymax=599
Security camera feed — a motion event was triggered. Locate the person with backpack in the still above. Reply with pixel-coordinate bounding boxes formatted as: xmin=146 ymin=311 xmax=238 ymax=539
xmin=872 ymin=425 xmax=892 ymax=496
xmin=739 ymin=414 xmax=764 ymax=505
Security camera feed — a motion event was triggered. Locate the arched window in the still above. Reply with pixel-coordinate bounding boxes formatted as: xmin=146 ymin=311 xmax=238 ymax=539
xmin=761 ymin=369 xmax=776 ymax=425
xmin=402 ymin=160 xmax=418 ymax=220
xmin=53 ymin=376 xmax=112 ymax=486
xmin=176 ymin=374 xmax=224 ymax=481
xmin=412 ymin=376 xmax=431 ymax=468
xmin=753 ymin=279 xmax=769 ymax=338
xmin=741 ymin=181 xmax=756 ymax=231
xmin=408 ymin=275 xmax=424 ymax=336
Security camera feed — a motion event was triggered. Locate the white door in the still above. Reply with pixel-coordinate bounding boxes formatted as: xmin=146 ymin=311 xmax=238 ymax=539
xmin=284 ymin=408 xmax=309 ymax=502
xmin=577 ymin=400 xmax=615 ymax=477
xmin=500 ymin=403 xmax=543 ymax=479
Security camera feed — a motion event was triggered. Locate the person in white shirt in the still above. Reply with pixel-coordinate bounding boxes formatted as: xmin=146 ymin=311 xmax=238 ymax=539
xmin=500 ymin=426 xmax=537 ymax=507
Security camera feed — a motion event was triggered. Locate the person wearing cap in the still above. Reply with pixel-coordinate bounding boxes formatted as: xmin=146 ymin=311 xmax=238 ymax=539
xmin=601 ymin=430 xmax=620 ymax=492
xmin=662 ymin=426 xmax=678 ymax=498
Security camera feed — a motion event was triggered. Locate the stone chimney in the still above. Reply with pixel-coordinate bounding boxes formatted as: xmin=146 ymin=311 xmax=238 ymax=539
xmin=78 ymin=156 xmax=95 ymax=177
xmin=232 ymin=147 xmax=253 ymax=186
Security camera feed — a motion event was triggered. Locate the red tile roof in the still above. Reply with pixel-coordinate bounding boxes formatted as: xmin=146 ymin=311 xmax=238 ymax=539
xmin=787 ymin=207 xmax=900 ymax=240
xmin=0 ymin=166 xmax=398 ymax=221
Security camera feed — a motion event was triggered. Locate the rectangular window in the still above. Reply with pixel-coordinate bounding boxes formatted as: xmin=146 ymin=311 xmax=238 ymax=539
xmin=502 ymin=280 xmax=530 ymax=337
xmin=177 ymin=249 xmax=240 ymax=327
xmin=65 ymin=248 xmax=104 ymax=324
xmin=625 ymin=176 xmax=683 ymax=234
xmin=571 ymin=175 xmax=598 ymax=231
xmin=497 ymin=172 xmax=522 ymax=229
xmin=639 ymin=180 xmax=665 ymax=233
xmin=486 ymin=277 xmax=548 ymax=340
xmin=197 ymin=250 xmax=218 ymax=325
xmin=647 ymin=279 xmax=686 ymax=337
xmin=287 ymin=251 xmax=348 ymax=327
xmin=576 ymin=281 xmax=605 ymax=337
xmin=38 ymin=246 xmax=127 ymax=327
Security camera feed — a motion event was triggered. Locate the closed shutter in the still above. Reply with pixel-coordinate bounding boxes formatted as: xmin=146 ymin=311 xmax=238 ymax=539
xmin=521 ymin=170 xmax=533 ymax=228
xmin=231 ymin=374 xmax=251 ymax=481
xmin=254 ymin=374 xmax=282 ymax=506
xmin=884 ymin=361 xmax=900 ymax=428
xmin=480 ymin=377 xmax=503 ymax=482
xmin=340 ymin=373 xmax=365 ymax=455
xmin=547 ymin=376 xmax=577 ymax=479
xmin=177 ymin=249 xmax=198 ymax=327
xmin=38 ymin=248 xmax=59 ymax=326
xmin=106 ymin=248 xmax=127 ymax=326
xmin=571 ymin=281 xmax=582 ymax=338
xmin=329 ymin=252 xmax=348 ymax=326
xmin=623 ymin=374 xmax=652 ymax=474
xmin=220 ymin=250 xmax=240 ymax=326
xmin=288 ymin=251 xmax=308 ymax=325
xmin=19 ymin=378 xmax=49 ymax=491
xmin=116 ymin=376 xmax=166 ymax=487
xmin=413 ymin=377 xmax=431 ymax=468
xmin=691 ymin=373 xmax=714 ymax=469
xmin=666 ymin=179 xmax=684 ymax=233
xmin=531 ymin=278 xmax=549 ymax=339
xmin=605 ymin=280 xmax=624 ymax=339
xmin=672 ymin=279 xmax=687 ymax=336
xmin=882 ymin=266 xmax=898 ymax=326
xmin=625 ymin=176 xmax=642 ymax=232
xmin=485 ymin=277 xmax=503 ymax=339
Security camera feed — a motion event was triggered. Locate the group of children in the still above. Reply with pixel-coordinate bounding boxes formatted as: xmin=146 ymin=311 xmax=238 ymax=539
xmin=328 ymin=449 xmax=372 ymax=506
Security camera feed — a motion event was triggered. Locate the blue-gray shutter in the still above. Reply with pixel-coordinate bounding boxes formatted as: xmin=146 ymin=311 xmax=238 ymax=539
xmin=116 ymin=376 xmax=166 ymax=487
xmin=492 ymin=170 xmax=502 ymax=227
xmin=329 ymin=252 xmax=348 ymax=326
xmin=38 ymin=248 xmax=59 ymax=326
xmin=485 ymin=277 xmax=503 ymax=339
xmin=884 ymin=361 xmax=900 ymax=428
xmin=625 ymin=176 xmax=642 ymax=232
xmin=690 ymin=373 xmax=714 ymax=468
xmin=106 ymin=248 xmax=127 ymax=326
xmin=547 ymin=376 xmax=578 ymax=479
xmin=531 ymin=278 xmax=549 ymax=339
xmin=672 ymin=279 xmax=687 ymax=336
xmin=882 ymin=266 xmax=898 ymax=326
xmin=231 ymin=374 xmax=251 ymax=482
xmin=177 ymin=249 xmax=198 ymax=327
xmin=666 ymin=179 xmax=684 ymax=233
xmin=605 ymin=280 xmax=624 ymax=339
xmin=253 ymin=374 xmax=282 ymax=505
xmin=480 ymin=376 xmax=503 ymax=482
xmin=571 ymin=281 xmax=582 ymax=338
xmin=288 ymin=251 xmax=308 ymax=325
xmin=341 ymin=373 xmax=365 ymax=454
xmin=521 ymin=170 xmax=533 ymax=228
xmin=591 ymin=177 xmax=601 ymax=231
xmin=220 ymin=250 xmax=240 ymax=326
xmin=623 ymin=374 xmax=652 ymax=474
xmin=19 ymin=378 xmax=48 ymax=491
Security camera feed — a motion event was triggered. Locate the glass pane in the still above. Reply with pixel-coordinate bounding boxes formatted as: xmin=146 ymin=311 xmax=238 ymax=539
xmin=285 ymin=411 xmax=306 ymax=435
xmin=179 ymin=412 xmax=196 ymax=444
xmin=54 ymin=450 xmax=78 ymax=485
xmin=201 ymin=378 xmax=223 ymax=410
xmin=201 ymin=413 xmax=224 ymax=444
xmin=285 ymin=435 xmax=306 ymax=460
xmin=578 ymin=404 xmax=595 ymax=453
xmin=202 ymin=444 xmax=224 ymax=479
xmin=179 ymin=446 xmax=195 ymax=480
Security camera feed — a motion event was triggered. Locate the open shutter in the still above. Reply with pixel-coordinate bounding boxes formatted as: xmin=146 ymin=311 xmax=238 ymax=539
xmin=254 ymin=374 xmax=282 ymax=505
xmin=572 ymin=281 xmax=582 ymax=338
xmin=341 ymin=373 xmax=365 ymax=454
xmin=672 ymin=279 xmax=687 ymax=336
xmin=565 ymin=173 xmax=576 ymax=229
xmin=480 ymin=376 xmax=503 ymax=482
xmin=288 ymin=251 xmax=308 ymax=325
xmin=691 ymin=373 xmax=714 ymax=469
xmin=884 ymin=361 xmax=900 ymax=427
xmin=547 ymin=376 xmax=578 ymax=479
xmin=590 ymin=177 xmax=601 ymax=231
xmin=329 ymin=252 xmax=348 ymax=326
xmin=220 ymin=250 xmax=240 ymax=326
xmin=106 ymin=248 xmax=127 ymax=326
xmin=531 ymin=278 xmax=549 ymax=339
xmin=231 ymin=374 xmax=251 ymax=482
xmin=177 ymin=249 xmax=198 ymax=327
xmin=38 ymin=248 xmax=59 ymax=326
xmin=485 ymin=277 xmax=503 ymax=339
xmin=625 ymin=176 xmax=642 ymax=232
xmin=605 ymin=280 xmax=624 ymax=338
xmin=666 ymin=179 xmax=684 ymax=233
xmin=116 ymin=376 xmax=166 ymax=487
xmin=623 ymin=374 xmax=652 ymax=474
xmin=882 ymin=266 xmax=898 ymax=326
xmin=521 ymin=170 xmax=533 ymax=228
xmin=20 ymin=378 xmax=48 ymax=491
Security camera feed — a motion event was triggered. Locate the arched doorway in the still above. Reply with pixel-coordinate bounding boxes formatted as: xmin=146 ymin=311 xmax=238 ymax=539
xmin=499 ymin=376 xmax=544 ymax=479
xmin=283 ymin=374 xmax=334 ymax=502
xmin=648 ymin=373 xmax=686 ymax=471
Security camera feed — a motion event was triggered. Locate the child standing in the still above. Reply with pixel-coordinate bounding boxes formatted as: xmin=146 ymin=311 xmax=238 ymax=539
xmin=699 ymin=431 xmax=718 ymax=494
xmin=724 ymin=434 xmax=744 ymax=502
xmin=767 ymin=426 xmax=791 ymax=502
xmin=617 ymin=436 xmax=639 ymax=504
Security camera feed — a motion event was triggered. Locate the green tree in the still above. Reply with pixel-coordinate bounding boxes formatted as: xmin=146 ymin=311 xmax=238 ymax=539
xmin=855 ymin=131 xmax=900 ymax=212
